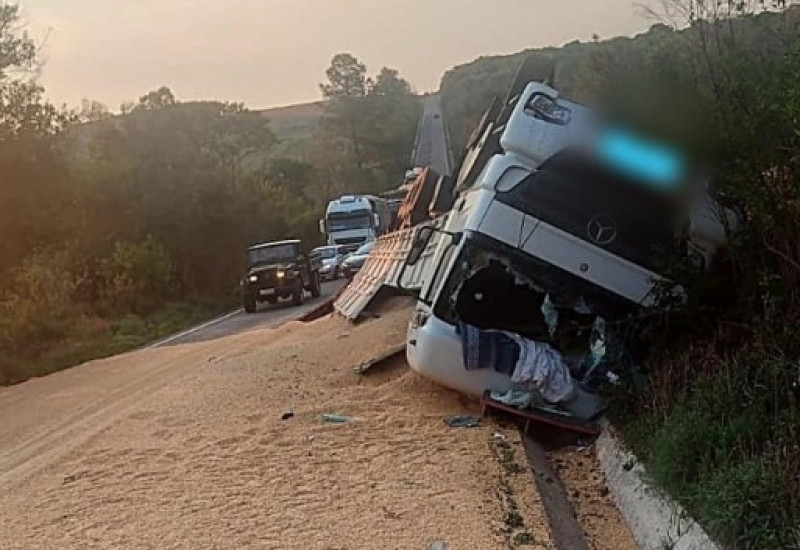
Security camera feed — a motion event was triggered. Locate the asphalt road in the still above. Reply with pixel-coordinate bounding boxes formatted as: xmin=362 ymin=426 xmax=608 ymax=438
xmin=148 ymin=279 xmax=347 ymax=347
xmin=413 ymin=95 xmax=451 ymax=176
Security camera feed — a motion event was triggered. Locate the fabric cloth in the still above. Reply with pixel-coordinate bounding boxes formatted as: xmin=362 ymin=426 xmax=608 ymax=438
xmin=457 ymin=322 xmax=575 ymax=403
xmin=457 ymin=322 xmax=519 ymax=375
xmin=505 ymin=334 xmax=576 ymax=403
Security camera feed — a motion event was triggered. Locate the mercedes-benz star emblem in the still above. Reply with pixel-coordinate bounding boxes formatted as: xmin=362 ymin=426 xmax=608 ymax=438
xmin=587 ymin=214 xmax=618 ymax=245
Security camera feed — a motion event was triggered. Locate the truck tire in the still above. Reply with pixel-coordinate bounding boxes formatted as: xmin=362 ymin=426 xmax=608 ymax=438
xmin=310 ymin=273 xmax=321 ymax=298
xmin=243 ymin=292 xmax=257 ymax=313
xmin=292 ymin=282 xmax=304 ymax=306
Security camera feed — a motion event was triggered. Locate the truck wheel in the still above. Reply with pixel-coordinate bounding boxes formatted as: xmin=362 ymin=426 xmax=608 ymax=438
xmin=243 ymin=292 xmax=257 ymax=313
xmin=310 ymin=273 xmax=321 ymax=298
xmin=292 ymin=283 xmax=304 ymax=306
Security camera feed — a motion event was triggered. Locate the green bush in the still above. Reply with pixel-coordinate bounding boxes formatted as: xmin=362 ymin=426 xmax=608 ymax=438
xmin=0 ymin=249 xmax=85 ymax=354
xmin=96 ymin=237 xmax=174 ymax=315
xmin=692 ymin=459 xmax=793 ymax=549
xmin=618 ymin=337 xmax=800 ymax=548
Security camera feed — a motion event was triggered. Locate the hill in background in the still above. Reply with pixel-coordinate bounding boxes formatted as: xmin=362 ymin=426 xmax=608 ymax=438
xmin=257 ymin=101 xmax=324 ymax=143
xmin=438 ymin=6 xmax=800 ymax=153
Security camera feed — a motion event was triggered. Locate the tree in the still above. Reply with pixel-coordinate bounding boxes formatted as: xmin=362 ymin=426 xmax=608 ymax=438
xmin=78 ymin=98 xmax=111 ymax=123
xmin=315 ymin=55 xmax=420 ymax=194
xmin=0 ymin=4 xmax=35 ymax=79
xmin=320 ymin=53 xmax=367 ymax=98
xmin=0 ymin=5 xmax=68 ymax=141
xmin=0 ymin=3 xmax=74 ymax=275
xmin=266 ymin=158 xmax=316 ymax=191
xmin=135 ymin=86 xmax=177 ymax=111
xmin=369 ymin=67 xmax=412 ymax=96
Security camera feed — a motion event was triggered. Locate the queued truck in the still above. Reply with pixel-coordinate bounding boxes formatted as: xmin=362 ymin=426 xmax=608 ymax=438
xmin=319 ymin=194 xmax=392 ymax=252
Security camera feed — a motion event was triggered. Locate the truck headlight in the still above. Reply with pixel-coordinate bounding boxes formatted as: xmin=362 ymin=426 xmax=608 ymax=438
xmin=248 ymin=275 xmax=258 ymax=283
xmin=276 ymin=270 xmax=285 ymax=278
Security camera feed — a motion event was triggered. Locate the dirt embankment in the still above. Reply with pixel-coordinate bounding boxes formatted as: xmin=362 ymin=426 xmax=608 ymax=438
xmin=0 ymin=298 xmax=558 ymax=549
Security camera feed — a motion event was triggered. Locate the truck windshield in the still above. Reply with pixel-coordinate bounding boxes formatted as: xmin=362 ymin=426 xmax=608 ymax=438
xmin=432 ymin=235 xmax=553 ymax=341
xmin=328 ymin=215 xmax=371 ymax=231
xmin=432 ymin=233 xmax=632 ymax=340
xmin=248 ymin=244 xmax=296 ymax=264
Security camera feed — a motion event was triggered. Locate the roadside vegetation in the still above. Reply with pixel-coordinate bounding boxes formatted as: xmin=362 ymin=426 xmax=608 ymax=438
xmin=0 ymin=4 xmax=419 ymax=385
xmin=442 ymin=2 xmax=800 ymax=547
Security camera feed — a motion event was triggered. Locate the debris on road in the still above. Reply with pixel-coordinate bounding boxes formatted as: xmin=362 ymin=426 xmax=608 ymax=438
xmin=352 ymin=343 xmax=406 ymax=375
xmin=280 ymin=411 xmax=294 ymax=420
xmin=321 ymin=413 xmax=353 ymax=424
xmin=480 ymin=391 xmax=601 ymax=437
xmin=443 ymin=414 xmax=481 ymax=428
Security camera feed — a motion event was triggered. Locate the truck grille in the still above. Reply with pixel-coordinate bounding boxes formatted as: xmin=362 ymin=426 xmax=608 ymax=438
xmin=336 ymin=237 xmax=365 ymax=245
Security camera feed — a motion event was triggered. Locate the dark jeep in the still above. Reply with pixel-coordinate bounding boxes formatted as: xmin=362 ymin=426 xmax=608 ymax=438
xmin=241 ymin=240 xmax=323 ymax=313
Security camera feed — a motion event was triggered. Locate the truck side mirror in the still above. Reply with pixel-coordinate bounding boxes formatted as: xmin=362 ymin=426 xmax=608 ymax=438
xmin=373 ymin=213 xmax=380 ymax=228
xmin=318 ymin=219 xmax=325 ymax=234
xmin=406 ymin=226 xmax=435 ymax=267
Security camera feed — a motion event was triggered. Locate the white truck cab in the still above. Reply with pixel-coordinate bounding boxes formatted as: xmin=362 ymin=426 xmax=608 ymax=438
xmin=319 ymin=195 xmax=390 ymax=252
xmin=404 ymin=80 xmax=739 ymax=401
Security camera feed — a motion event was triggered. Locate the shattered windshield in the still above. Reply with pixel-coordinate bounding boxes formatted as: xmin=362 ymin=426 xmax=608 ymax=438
xmin=433 ymin=235 xmax=551 ymax=339
xmin=436 ymin=234 xmax=613 ymax=349
xmin=248 ymin=243 xmax=297 ymax=264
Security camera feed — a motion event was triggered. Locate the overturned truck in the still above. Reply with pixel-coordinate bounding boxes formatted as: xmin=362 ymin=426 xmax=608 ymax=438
xmin=401 ymin=75 xmax=740 ymax=422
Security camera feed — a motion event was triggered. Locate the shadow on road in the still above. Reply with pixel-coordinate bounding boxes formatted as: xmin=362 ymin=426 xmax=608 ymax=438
xmin=157 ymin=281 xmax=346 ymax=347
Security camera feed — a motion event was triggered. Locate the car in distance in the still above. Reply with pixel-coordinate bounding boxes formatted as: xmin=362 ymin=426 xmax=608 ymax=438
xmin=241 ymin=239 xmax=322 ymax=313
xmin=313 ymin=245 xmax=347 ymax=280
xmin=341 ymin=240 xmax=376 ymax=279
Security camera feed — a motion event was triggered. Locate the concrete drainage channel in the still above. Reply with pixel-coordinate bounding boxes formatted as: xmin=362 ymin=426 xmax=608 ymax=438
xmin=516 ymin=423 xmax=720 ymax=550
xmin=595 ymin=421 xmax=719 ymax=550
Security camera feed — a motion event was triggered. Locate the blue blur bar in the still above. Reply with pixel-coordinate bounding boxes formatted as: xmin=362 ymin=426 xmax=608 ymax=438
xmin=596 ymin=129 xmax=684 ymax=190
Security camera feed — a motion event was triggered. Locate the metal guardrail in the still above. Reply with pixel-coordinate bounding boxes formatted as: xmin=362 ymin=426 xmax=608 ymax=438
xmin=334 ymin=225 xmax=441 ymax=320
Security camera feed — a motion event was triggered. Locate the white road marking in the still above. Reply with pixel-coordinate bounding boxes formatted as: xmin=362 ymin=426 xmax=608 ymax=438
xmin=143 ymin=309 xmax=244 ymax=350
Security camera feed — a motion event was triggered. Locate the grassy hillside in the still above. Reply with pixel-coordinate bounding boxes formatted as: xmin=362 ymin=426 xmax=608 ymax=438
xmin=440 ymin=7 xmax=800 ymax=153
xmin=257 ymin=101 xmax=324 ymax=142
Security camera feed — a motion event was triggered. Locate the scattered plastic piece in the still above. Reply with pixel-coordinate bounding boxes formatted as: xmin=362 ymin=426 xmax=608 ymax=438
xmin=429 ymin=541 xmax=449 ymax=550
xmin=321 ymin=413 xmax=352 ymax=424
xmin=280 ymin=411 xmax=294 ymax=420
xmin=443 ymin=415 xmax=481 ymax=428
xmin=540 ymin=294 xmax=559 ymax=337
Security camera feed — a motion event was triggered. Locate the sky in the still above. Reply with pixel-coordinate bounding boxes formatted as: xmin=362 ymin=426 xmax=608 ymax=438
xmin=20 ymin=0 xmax=652 ymax=111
